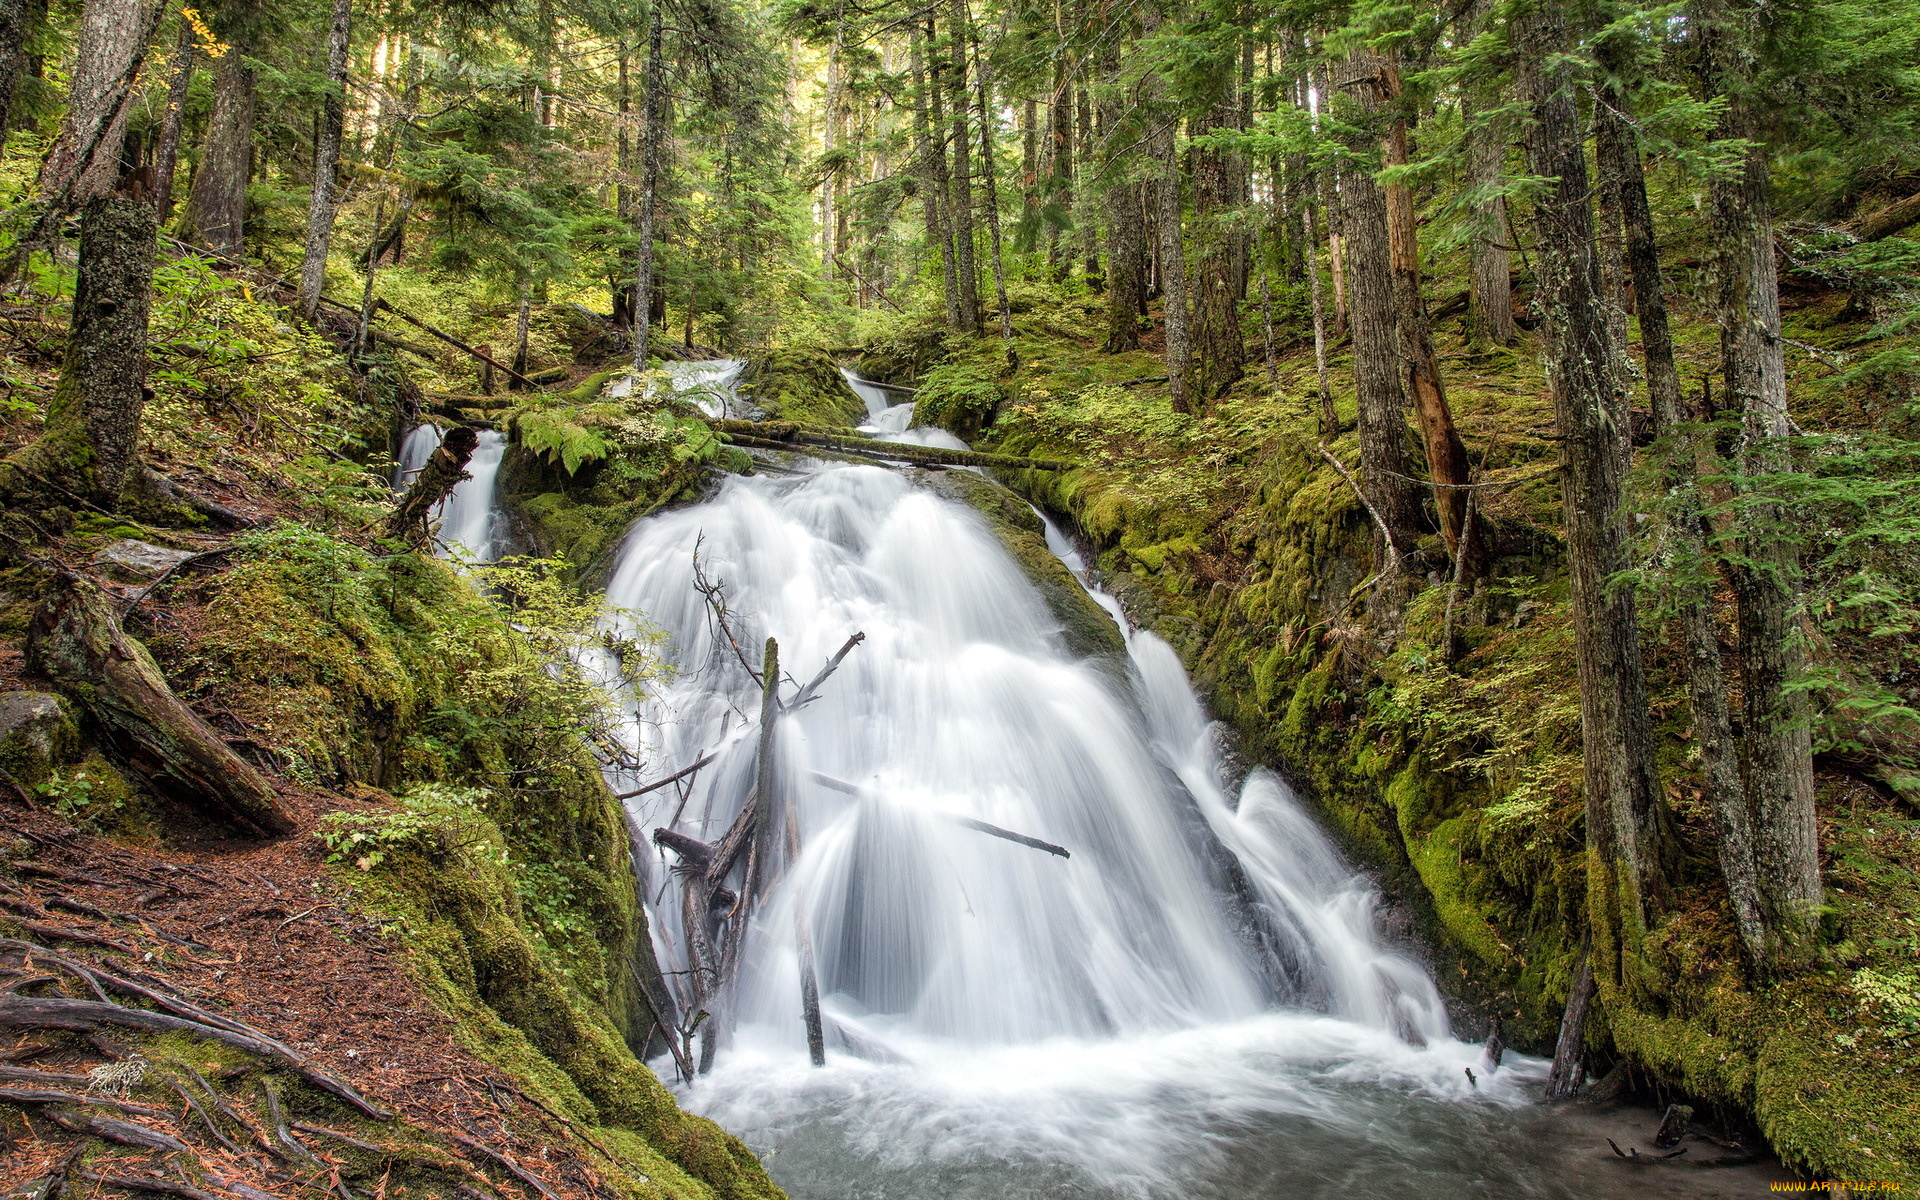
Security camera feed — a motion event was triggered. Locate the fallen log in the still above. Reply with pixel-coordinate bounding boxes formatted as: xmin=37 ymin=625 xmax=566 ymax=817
xmin=710 ymin=421 xmax=1072 ymax=471
xmin=25 ymin=573 xmax=294 ymax=838
xmin=728 ymin=433 xmax=903 ymax=469
xmin=0 ymin=994 xmax=390 ymax=1118
xmin=1544 ymin=939 xmax=1594 ymax=1101
xmin=651 ymin=828 xmax=713 ymax=870
xmin=386 ymin=425 xmax=478 ymax=542
xmin=41 ymin=1108 xmax=190 ymax=1151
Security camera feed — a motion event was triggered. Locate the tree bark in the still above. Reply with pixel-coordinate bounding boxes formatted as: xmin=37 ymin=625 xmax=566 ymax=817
xmin=1463 ymin=95 xmax=1515 ymax=345
xmin=26 ymin=574 xmax=294 ymax=838
xmin=1543 ymin=941 xmax=1594 ymax=1100
xmin=5 ymin=196 xmax=157 ymax=507
xmin=972 ymin=32 xmax=1015 ymax=366
xmin=1518 ymin=5 xmax=1672 ymax=946
xmin=184 ymin=14 xmax=259 ymax=259
xmin=912 ymin=27 xmax=961 ymax=330
xmin=1305 ymin=198 xmax=1337 ymax=438
xmin=943 ymin=0 xmax=981 ymax=333
xmin=1100 ymin=51 xmax=1146 ymax=352
xmin=148 ymin=22 xmax=196 ymax=222
xmin=0 ymin=0 xmax=28 ymax=161
xmin=1339 ymin=121 xmax=1424 ymax=552
xmin=39 ymin=0 xmax=164 ymax=205
xmin=296 ymin=0 xmax=353 ymax=321
xmin=1699 ymin=0 xmax=1822 ymax=959
xmin=1371 ymin=61 xmax=1475 ymax=560
xmin=1595 ymin=66 xmax=1769 ymax=961
xmin=1190 ymin=94 xmax=1245 ymax=405
xmin=630 ymin=9 xmax=665 ymax=371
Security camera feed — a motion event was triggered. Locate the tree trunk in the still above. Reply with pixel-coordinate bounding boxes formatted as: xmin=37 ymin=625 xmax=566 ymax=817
xmin=973 ymin=31 xmax=1014 ymax=365
xmin=1190 ymin=96 xmax=1245 ymax=405
xmin=630 ymin=9 xmax=665 ymax=371
xmin=915 ymin=24 xmax=962 ymax=330
xmin=1595 ymin=68 xmax=1768 ymax=961
xmin=0 ymin=0 xmax=28 ymax=161
xmin=1305 ymin=198 xmax=1337 ymax=438
xmin=1699 ymin=0 xmax=1822 ymax=958
xmin=1373 ymin=61 xmax=1474 ymax=559
xmin=1518 ymin=6 xmax=1672 ymax=949
xmin=149 ymin=22 xmax=195 ymax=222
xmin=1339 ymin=121 xmax=1424 ymax=552
xmin=944 ymin=0 xmax=980 ymax=333
xmin=5 ymin=197 xmax=157 ymax=506
xmin=1314 ymin=64 xmax=1347 ymax=341
xmin=1100 ymin=52 xmax=1146 ymax=352
xmin=296 ymin=0 xmax=353 ymax=322
xmin=184 ymin=17 xmax=259 ymax=259
xmin=26 ymin=573 xmax=294 ymax=838
xmin=39 ymin=0 xmax=163 ymax=204
xmin=1464 ymin=101 xmax=1515 ymax=345
xmin=1543 ymin=940 xmax=1594 ymax=1100
xmin=1077 ymin=82 xmax=1100 ymax=287
xmin=1151 ymin=115 xmax=1191 ymax=415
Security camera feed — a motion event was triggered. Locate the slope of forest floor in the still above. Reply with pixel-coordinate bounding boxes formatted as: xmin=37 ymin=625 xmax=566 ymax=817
xmin=857 ymin=283 xmax=1920 ymax=1187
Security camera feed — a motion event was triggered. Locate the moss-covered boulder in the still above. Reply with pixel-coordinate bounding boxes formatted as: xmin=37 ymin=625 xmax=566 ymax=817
xmin=914 ymin=469 xmax=1125 ymax=661
xmin=0 ymin=690 xmax=78 ymax=788
xmin=741 ymin=349 xmax=865 ymax=427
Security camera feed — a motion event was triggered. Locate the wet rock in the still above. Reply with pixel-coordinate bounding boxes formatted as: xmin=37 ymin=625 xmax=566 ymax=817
xmin=0 ymin=691 xmax=79 ymax=788
xmin=93 ymin=539 xmax=195 ymax=583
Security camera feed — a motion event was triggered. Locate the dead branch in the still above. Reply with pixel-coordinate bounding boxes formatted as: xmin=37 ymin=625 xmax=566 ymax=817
xmin=386 ymin=426 xmax=479 ymax=543
xmin=79 ymin=1172 xmax=226 ymax=1200
xmin=1315 ymin=444 xmax=1402 ymax=575
xmin=616 ymin=752 xmax=716 ymax=800
xmin=784 ymin=633 xmax=866 ymax=713
xmin=807 ymin=773 xmax=1071 ymax=857
xmin=41 ymin=1107 xmax=191 ymax=1150
xmin=450 ymin=1131 xmax=563 ymax=1200
xmin=689 ymin=542 xmax=762 ymax=688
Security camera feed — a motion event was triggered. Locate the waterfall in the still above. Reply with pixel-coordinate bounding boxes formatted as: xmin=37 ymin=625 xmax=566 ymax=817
xmin=394 ymin=424 xmax=508 ymax=562
xmin=591 ymin=370 xmax=1546 ymax=1199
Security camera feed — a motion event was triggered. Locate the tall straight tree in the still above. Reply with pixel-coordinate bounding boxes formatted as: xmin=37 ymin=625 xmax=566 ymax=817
xmin=1099 ymin=49 xmax=1147 ymax=352
xmin=1696 ymin=0 xmax=1822 ymax=960
xmin=972 ymin=27 xmax=1015 ymax=363
xmin=39 ymin=0 xmax=165 ymax=204
xmin=631 ymin=7 xmax=666 ymax=370
xmin=149 ymin=20 xmax=197 ymax=222
xmin=297 ymin=0 xmax=354 ymax=320
xmin=1143 ymin=3 xmax=1191 ymax=412
xmin=184 ymin=0 xmax=265 ymax=257
xmin=1190 ymin=81 xmax=1246 ymax=404
xmin=0 ymin=0 xmax=27 ymax=160
xmin=1515 ymin=2 xmax=1672 ymax=965
xmin=942 ymin=0 xmax=981 ymax=332
xmin=912 ymin=27 xmax=962 ymax=329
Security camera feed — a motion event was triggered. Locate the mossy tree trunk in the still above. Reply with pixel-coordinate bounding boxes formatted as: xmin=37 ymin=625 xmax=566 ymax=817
xmin=1699 ymin=0 xmax=1822 ymax=963
xmin=0 ymin=0 xmax=26 ymax=161
xmin=1518 ymin=3 xmax=1674 ymax=989
xmin=149 ymin=22 xmax=196 ymax=223
xmin=37 ymin=0 xmax=161 ymax=204
xmin=1190 ymin=92 xmax=1246 ymax=406
xmin=911 ymin=26 xmax=962 ymax=332
xmin=942 ymin=0 xmax=981 ymax=334
xmin=26 ymin=572 xmax=295 ymax=837
xmin=6 ymin=196 xmax=158 ymax=508
xmin=1100 ymin=47 xmax=1147 ymax=353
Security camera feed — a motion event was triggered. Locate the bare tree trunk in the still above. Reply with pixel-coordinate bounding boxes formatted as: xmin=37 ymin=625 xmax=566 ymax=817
xmin=1543 ymin=940 xmax=1594 ymax=1100
xmin=1464 ymin=99 xmax=1515 ymax=345
xmin=630 ymin=9 xmax=665 ymax=371
xmin=912 ymin=28 xmax=961 ymax=330
xmin=296 ymin=0 xmax=353 ymax=321
xmin=1340 ymin=124 xmax=1424 ymax=551
xmin=149 ymin=22 xmax=196 ymax=222
xmin=39 ymin=0 xmax=163 ymax=204
xmin=1077 ymin=82 xmax=1100 ymax=287
xmin=1699 ymin=0 xmax=1821 ymax=959
xmin=1151 ymin=116 xmax=1191 ymax=415
xmin=184 ymin=16 xmax=259 ymax=258
xmin=944 ymin=0 xmax=980 ymax=333
xmin=511 ymin=276 xmax=532 ymax=387
xmin=1314 ymin=64 xmax=1347 ymax=341
xmin=974 ymin=44 xmax=1015 ymax=366
xmin=1518 ymin=6 xmax=1672 ymax=948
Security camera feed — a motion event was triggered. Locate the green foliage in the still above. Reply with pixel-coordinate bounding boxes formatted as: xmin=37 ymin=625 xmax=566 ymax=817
xmin=319 ymin=783 xmax=501 ymax=872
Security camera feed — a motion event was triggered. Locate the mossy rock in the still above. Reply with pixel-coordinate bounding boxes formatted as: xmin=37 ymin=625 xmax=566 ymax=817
xmin=913 ymin=469 xmax=1125 ymax=661
xmin=741 ymin=348 xmax=865 ymax=428
xmin=0 ymin=691 xmax=79 ymax=788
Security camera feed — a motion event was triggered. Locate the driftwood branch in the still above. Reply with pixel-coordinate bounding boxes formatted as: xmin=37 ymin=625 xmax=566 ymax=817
xmin=1316 ymin=444 xmax=1402 ymax=574
xmin=617 ymin=752 xmax=716 ymax=800
xmin=784 ymin=633 xmax=865 ymax=712
xmin=807 ymin=773 xmax=1070 ymax=857
xmin=25 ymin=573 xmax=293 ymax=837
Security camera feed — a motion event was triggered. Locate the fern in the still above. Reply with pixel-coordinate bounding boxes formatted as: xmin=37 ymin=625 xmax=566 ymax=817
xmin=517 ymin=409 xmax=610 ymax=474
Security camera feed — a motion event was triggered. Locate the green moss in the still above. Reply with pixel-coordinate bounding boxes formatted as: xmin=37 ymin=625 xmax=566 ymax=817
xmin=741 ymin=348 xmax=865 ymax=428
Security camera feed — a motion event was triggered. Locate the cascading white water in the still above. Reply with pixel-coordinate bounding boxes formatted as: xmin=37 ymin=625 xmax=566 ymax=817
xmin=595 ymin=382 xmax=1555 ymax=1196
xmin=612 ymin=358 xmax=749 ymax=417
xmin=841 ymin=367 xmax=967 ymax=449
xmin=395 ymin=424 xmax=508 ymax=562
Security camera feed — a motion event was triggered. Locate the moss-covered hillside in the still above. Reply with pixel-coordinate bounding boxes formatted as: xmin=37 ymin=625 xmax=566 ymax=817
xmin=866 ymin=282 xmax=1920 ymax=1186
